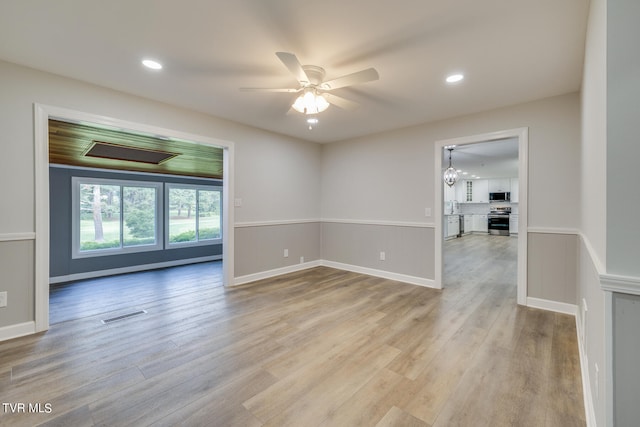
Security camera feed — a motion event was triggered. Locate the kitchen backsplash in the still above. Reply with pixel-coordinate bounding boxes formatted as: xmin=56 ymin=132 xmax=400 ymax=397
xmin=458 ymin=202 xmax=519 ymax=215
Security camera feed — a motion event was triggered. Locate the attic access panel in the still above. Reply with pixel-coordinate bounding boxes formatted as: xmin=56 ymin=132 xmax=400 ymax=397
xmin=84 ymin=141 xmax=179 ymax=165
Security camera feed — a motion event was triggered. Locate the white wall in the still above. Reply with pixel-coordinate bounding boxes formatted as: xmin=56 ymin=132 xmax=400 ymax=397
xmin=578 ymin=0 xmax=608 ymax=425
xmin=581 ymin=0 xmax=608 ymax=265
xmin=234 ymin=134 xmax=320 ymax=224
xmin=0 ymin=59 xmax=322 ymax=330
xmin=322 ymin=93 xmax=581 ymax=229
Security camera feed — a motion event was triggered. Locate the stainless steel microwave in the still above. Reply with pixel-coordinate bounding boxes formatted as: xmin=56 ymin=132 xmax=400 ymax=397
xmin=489 ymin=192 xmax=510 ymax=201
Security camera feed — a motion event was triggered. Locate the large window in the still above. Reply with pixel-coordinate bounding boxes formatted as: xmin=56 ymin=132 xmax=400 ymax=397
xmin=72 ymin=178 xmax=163 ymax=258
xmin=166 ymin=184 xmax=222 ymax=247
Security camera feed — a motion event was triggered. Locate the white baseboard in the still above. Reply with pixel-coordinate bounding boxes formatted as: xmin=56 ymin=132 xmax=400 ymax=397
xmin=49 ymin=255 xmax=222 ymax=284
xmin=526 ymin=297 xmax=577 ymax=315
xmin=232 ymin=260 xmax=322 ymax=286
xmin=576 ymin=315 xmax=597 ymax=427
xmin=232 ymin=259 xmax=437 ymax=289
xmin=0 ymin=321 xmax=35 ymax=342
xmin=320 ymin=260 xmax=438 ymax=289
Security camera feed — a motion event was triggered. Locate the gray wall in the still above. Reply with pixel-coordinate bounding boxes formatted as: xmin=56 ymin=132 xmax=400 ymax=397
xmin=608 ymin=0 xmax=640 ymax=425
xmin=49 ymin=166 xmax=222 ymax=279
xmin=234 ymin=222 xmax=321 ymax=278
xmin=527 ymin=233 xmax=577 ymax=304
xmin=613 ymin=293 xmax=640 ymax=427
xmin=322 ymin=222 xmax=434 ymax=282
xmin=0 ymin=241 xmax=34 ymax=326
xmin=607 ymin=0 xmax=640 ymax=278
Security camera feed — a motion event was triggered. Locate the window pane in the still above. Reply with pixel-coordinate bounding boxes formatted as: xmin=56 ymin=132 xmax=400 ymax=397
xmin=79 ymin=184 xmax=121 ymax=251
xmin=123 ymin=186 xmax=157 ymax=247
xmin=169 ymin=188 xmax=197 ymax=243
xmin=198 ymin=190 xmax=221 ymax=240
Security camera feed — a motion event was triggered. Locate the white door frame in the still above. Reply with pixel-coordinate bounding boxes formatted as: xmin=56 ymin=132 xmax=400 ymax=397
xmin=434 ymin=127 xmax=528 ymax=305
xmin=34 ymin=104 xmax=235 ymax=332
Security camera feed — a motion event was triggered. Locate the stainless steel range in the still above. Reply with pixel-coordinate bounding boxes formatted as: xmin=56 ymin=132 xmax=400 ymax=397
xmin=488 ymin=207 xmax=511 ymax=236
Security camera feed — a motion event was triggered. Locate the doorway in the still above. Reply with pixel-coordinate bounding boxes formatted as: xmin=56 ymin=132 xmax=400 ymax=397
xmin=34 ymin=104 xmax=235 ymax=333
xmin=434 ymin=128 xmax=528 ymax=305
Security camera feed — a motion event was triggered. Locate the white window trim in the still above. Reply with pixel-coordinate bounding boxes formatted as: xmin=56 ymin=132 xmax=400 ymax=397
xmin=165 ymin=183 xmax=223 ymax=249
xmin=71 ymin=177 xmax=164 ymax=259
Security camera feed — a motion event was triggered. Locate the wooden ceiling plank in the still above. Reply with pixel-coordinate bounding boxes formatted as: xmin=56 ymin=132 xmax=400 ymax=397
xmin=48 ymin=119 xmax=223 ymax=179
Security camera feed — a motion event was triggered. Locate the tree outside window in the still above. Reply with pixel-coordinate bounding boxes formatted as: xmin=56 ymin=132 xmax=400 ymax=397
xmin=73 ymin=178 xmax=162 ymax=257
xmin=168 ymin=186 xmax=221 ymax=245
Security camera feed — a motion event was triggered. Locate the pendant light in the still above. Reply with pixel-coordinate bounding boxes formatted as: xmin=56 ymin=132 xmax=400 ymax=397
xmin=443 ymin=146 xmax=459 ymax=187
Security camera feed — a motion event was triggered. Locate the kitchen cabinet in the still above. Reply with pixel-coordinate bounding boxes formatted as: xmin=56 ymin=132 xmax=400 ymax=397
xmin=445 ymin=215 xmax=459 ymax=238
xmin=473 ymin=214 xmax=488 ymax=233
xmin=488 ymin=178 xmax=510 ymax=193
xmin=455 ymin=180 xmax=466 ymax=202
xmin=510 ymin=178 xmax=519 ymax=203
xmin=471 ymin=179 xmax=489 ymax=203
xmin=509 ymin=214 xmax=519 ymax=234
xmin=444 ymin=182 xmax=456 ymax=202
xmin=464 ymin=215 xmax=472 ymax=234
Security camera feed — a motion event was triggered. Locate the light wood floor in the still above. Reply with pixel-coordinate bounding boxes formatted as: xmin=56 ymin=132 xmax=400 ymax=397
xmin=0 ymin=235 xmax=585 ymax=426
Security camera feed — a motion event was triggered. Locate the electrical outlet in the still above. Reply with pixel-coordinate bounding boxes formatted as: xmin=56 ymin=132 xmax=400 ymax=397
xmin=380 ymin=251 xmax=386 ymax=261
xmin=234 ymin=198 xmax=243 ymax=207
xmin=283 ymin=249 xmax=289 ymax=258
xmin=300 ymin=256 xmax=304 ymax=264
xmin=0 ymin=291 xmax=7 ymax=308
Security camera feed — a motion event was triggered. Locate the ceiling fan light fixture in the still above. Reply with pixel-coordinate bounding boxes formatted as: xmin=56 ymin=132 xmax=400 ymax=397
xmin=292 ymin=89 xmax=330 ymax=115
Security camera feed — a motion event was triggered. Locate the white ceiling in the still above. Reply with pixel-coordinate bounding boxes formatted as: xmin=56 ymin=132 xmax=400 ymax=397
xmin=442 ymin=138 xmax=519 ymax=180
xmin=0 ymin=1 xmax=589 ymax=144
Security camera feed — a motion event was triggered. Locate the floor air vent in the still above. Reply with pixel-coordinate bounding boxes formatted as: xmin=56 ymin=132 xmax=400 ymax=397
xmin=101 ymin=310 xmax=147 ymax=324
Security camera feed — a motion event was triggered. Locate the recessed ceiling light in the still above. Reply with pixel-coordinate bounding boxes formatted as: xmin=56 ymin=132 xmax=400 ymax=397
xmin=446 ymin=73 xmax=464 ymax=84
xmin=142 ymin=59 xmax=163 ymax=70
xmin=462 ymin=172 xmax=468 ymax=175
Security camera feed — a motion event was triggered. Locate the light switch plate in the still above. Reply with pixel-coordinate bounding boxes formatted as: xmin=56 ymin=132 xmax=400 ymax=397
xmin=0 ymin=291 xmax=7 ymax=308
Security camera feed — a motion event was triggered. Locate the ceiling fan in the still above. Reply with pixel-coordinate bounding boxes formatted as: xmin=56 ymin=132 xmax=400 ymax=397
xmin=240 ymin=52 xmax=379 ymax=115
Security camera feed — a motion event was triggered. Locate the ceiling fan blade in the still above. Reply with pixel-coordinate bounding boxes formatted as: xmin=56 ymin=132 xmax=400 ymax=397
xmin=239 ymin=87 xmax=300 ymax=93
xmin=275 ymin=52 xmax=310 ymax=85
xmin=321 ymin=68 xmax=379 ymax=90
xmin=324 ymin=93 xmax=360 ymax=111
